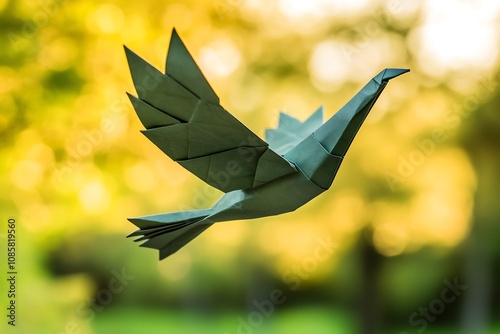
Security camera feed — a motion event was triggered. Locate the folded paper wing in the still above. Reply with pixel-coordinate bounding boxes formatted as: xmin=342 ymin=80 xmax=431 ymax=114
xmin=125 ymin=29 xmax=297 ymax=193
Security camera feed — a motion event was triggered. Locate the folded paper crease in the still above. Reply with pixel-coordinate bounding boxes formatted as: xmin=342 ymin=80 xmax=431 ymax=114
xmin=125 ymin=28 xmax=409 ymax=260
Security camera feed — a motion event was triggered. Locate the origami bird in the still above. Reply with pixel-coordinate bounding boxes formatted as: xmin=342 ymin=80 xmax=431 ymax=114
xmin=125 ymin=29 xmax=409 ymax=260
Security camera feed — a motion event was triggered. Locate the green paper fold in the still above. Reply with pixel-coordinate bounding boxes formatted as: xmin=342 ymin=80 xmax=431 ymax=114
xmin=124 ymin=29 xmax=409 ymax=260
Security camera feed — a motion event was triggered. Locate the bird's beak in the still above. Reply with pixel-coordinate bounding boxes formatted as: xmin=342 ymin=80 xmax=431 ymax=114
xmin=374 ymin=68 xmax=410 ymax=84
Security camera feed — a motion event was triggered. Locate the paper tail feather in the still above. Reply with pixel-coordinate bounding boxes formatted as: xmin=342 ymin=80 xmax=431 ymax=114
xmin=127 ymin=209 xmax=213 ymax=260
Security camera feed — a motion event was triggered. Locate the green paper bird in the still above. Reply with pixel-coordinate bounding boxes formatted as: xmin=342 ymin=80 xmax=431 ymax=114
xmin=125 ymin=29 xmax=409 ymax=260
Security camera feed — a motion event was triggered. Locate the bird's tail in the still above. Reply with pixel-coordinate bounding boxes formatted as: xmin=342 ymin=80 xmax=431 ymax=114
xmin=127 ymin=209 xmax=213 ymax=260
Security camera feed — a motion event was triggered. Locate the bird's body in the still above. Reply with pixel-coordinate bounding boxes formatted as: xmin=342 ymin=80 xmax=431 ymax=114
xmin=212 ymin=170 xmax=324 ymax=221
xmin=127 ymin=154 xmax=326 ymax=259
xmin=125 ymin=29 xmax=409 ymax=260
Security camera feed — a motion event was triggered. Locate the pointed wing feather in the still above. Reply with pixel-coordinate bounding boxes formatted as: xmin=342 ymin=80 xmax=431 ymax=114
xmin=266 ymin=106 xmax=324 ymax=154
xmin=125 ymin=29 xmax=296 ymax=193
xmin=166 ymin=28 xmax=219 ymax=104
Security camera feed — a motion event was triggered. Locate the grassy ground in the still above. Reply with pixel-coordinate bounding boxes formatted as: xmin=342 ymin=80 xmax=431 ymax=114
xmin=91 ymin=306 xmax=500 ymax=334
xmin=91 ymin=306 xmax=354 ymax=334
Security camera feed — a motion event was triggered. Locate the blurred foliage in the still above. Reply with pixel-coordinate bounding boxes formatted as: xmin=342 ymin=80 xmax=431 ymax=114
xmin=1 ymin=0 xmax=499 ymax=333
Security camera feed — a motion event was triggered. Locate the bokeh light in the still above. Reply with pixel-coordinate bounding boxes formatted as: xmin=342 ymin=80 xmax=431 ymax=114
xmin=409 ymin=0 xmax=500 ymax=77
xmin=1 ymin=0 xmax=499 ymax=333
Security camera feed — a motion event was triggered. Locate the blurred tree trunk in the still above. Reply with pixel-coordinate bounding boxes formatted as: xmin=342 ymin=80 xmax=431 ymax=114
xmin=460 ymin=149 xmax=497 ymax=334
xmin=459 ymin=82 xmax=500 ymax=334
xmin=359 ymin=233 xmax=383 ymax=334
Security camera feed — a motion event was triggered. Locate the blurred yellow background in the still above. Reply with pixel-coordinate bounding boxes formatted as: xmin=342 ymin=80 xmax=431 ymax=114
xmin=1 ymin=0 xmax=499 ymax=333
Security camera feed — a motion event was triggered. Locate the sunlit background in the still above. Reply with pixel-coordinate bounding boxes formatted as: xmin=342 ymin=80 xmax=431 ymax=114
xmin=1 ymin=0 xmax=500 ymax=333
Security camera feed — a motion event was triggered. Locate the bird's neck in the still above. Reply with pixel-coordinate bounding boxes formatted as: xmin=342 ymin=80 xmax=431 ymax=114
xmin=313 ymin=80 xmax=387 ymax=157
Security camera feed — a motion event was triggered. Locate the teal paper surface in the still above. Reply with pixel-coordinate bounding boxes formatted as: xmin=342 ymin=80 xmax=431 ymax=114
xmin=125 ymin=29 xmax=409 ymax=260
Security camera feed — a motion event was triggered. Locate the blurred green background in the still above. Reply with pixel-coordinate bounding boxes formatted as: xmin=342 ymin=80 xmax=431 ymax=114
xmin=1 ymin=0 xmax=499 ymax=333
